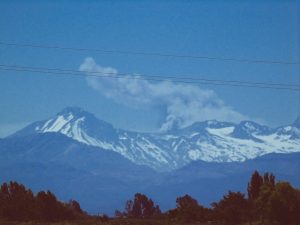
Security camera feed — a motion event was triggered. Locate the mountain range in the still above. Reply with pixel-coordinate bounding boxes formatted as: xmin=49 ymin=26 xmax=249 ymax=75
xmin=0 ymin=107 xmax=299 ymax=214
xmin=11 ymin=106 xmax=300 ymax=171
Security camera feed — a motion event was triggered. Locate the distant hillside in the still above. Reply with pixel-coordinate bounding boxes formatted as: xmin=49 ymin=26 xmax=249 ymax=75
xmin=11 ymin=107 xmax=300 ymax=171
xmin=0 ymin=131 xmax=299 ymax=214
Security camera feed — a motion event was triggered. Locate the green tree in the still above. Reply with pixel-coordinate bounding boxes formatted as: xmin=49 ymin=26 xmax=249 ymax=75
xmin=0 ymin=181 xmax=86 ymax=222
xmin=175 ymin=194 xmax=208 ymax=223
xmin=247 ymin=170 xmax=263 ymax=200
xmin=0 ymin=181 xmax=36 ymax=221
xmin=254 ymin=182 xmax=273 ymax=223
xmin=263 ymin=172 xmax=276 ymax=189
xmin=212 ymin=191 xmax=250 ymax=225
xmin=36 ymin=190 xmax=75 ymax=221
xmin=267 ymin=182 xmax=300 ymax=225
xmin=247 ymin=171 xmax=276 ymax=223
xmin=123 ymin=193 xmax=161 ymax=218
xmin=67 ymin=199 xmax=83 ymax=214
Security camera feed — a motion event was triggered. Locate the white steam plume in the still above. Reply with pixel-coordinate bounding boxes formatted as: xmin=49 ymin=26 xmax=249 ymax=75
xmin=79 ymin=57 xmax=247 ymax=131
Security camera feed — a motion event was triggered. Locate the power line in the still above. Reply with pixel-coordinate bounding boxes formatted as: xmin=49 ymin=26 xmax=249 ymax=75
xmin=0 ymin=41 xmax=299 ymax=66
xmin=0 ymin=64 xmax=298 ymax=88
xmin=0 ymin=64 xmax=299 ymax=91
xmin=1 ymin=67 xmax=299 ymax=91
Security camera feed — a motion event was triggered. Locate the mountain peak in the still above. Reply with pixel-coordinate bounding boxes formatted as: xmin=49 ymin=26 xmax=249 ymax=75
xmin=7 ymin=108 xmax=300 ymax=171
xmin=56 ymin=107 xmax=115 ymax=129
xmin=58 ymin=106 xmax=91 ymax=118
xmin=238 ymin=120 xmax=261 ymax=131
xmin=190 ymin=120 xmax=234 ymax=129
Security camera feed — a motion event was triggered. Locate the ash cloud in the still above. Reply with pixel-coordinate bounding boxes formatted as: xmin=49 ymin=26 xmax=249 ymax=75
xmin=80 ymin=57 xmax=247 ymax=131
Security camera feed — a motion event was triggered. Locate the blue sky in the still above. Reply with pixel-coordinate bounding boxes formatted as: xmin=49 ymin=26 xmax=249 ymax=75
xmin=0 ymin=0 xmax=299 ymax=137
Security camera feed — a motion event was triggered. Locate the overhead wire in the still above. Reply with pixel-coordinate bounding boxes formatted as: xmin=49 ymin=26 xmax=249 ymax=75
xmin=0 ymin=41 xmax=299 ymax=65
xmin=0 ymin=64 xmax=298 ymax=88
xmin=0 ymin=64 xmax=299 ymax=91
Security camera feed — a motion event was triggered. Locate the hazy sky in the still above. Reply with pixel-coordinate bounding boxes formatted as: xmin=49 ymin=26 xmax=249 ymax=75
xmin=0 ymin=0 xmax=299 ymax=137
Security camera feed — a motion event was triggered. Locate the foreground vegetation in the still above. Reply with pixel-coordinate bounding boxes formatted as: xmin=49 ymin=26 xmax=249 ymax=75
xmin=1 ymin=171 xmax=300 ymax=225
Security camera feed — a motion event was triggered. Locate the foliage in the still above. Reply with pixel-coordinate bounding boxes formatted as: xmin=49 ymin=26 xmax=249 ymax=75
xmin=212 ymin=191 xmax=250 ymax=225
xmin=166 ymin=194 xmax=209 ymax=223
xmin=116 ymin=193 xmax=161 ymax=219
xmin=261 ymin=182 xmax=300 ymax=224
xmin=1 ymin=170 xmax=300 ymax=225
xmin=247 ymin=170 xmax=262 ymax=200
xmin=0 ymin=181 xmax=86 ymax=222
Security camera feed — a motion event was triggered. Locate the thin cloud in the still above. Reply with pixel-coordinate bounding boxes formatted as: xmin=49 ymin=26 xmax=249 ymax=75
xmin=79 ymin=57 xmax=247 ymax=131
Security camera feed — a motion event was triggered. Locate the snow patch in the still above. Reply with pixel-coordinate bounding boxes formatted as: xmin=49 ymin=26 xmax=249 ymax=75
xmin=188 ymin=150 xmax=201 ymax=160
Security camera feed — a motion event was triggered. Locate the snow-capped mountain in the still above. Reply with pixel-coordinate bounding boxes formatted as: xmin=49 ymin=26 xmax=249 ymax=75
xmin=12 ymin=107 xmax=300 ymax=171
xmin=13 ymin=107 xmax=175 ymax=171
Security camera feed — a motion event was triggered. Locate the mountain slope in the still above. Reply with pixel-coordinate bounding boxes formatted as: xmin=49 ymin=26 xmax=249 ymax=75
xmin=1 ymin=132 xmax=299 ymax=214
xmin=1 ymin=132 xmax=156 ymax=178
xmin=0 ymin=132 xmax=158 ymax=214
xmin=145 ymin=152 xmax=300 ymax=210
xmin=12 ymin=107 xmax=300 ymax=171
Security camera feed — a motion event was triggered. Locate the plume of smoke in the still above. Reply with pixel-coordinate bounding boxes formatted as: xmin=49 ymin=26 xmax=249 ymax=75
xmin=80 ymin=57 xmax=247 ymax=131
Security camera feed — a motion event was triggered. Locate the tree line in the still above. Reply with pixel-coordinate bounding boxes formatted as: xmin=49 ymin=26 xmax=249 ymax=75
xmin=114 ymin=171 xmax=300 ymax=225
xmin=1 ymin=171 xmax=300 ymax=224
xmin=0 ymin=181 xmax=86 ymax=222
